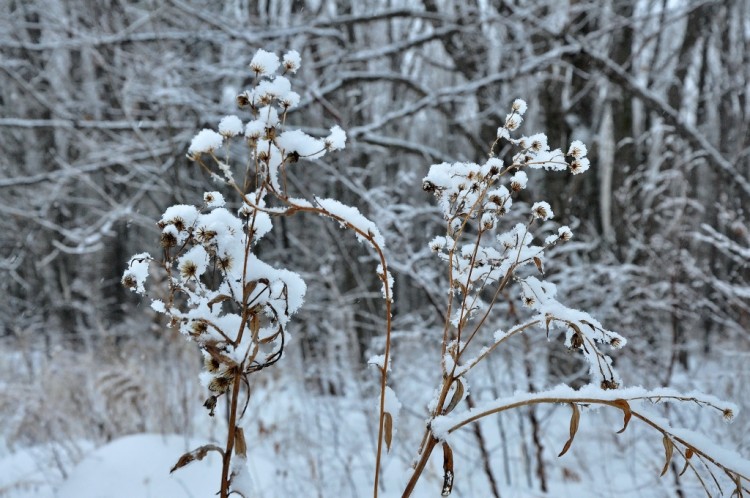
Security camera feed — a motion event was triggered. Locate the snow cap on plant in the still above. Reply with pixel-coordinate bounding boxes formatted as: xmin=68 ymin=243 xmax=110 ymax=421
xmin=325 ymin=126 xmax=347 ymax=151
xmin=557 ymin=225 xmax=573 ymax=241
xmin=531 ymin=201 xmax=554 ymax=220
xmin=218 ymin=115 xmax=243 ymax=137
xmin=282 ymin=50 xmax=301 ymax=73
xmin=510 ymin=171 xmax=528 ymax=191
xmin=567 ymin=139 xmax=590 ymax=174
xmin=244 ymin=120 xmax=265 ymax=140
xmin=567 ymin=140 xmax=588 ymax=159
xmin=505 ymin=112 xmax=522 ymax=131
xmin=122 ymin=253 xmax=151 ymax=294
xmin=188 ymin=129 xmax=223 ymax=158
xmin=204 ymin=191 xmax=225 ymax=208
xmin=512 ymin=98 xmax=527 ymax=115
xmin=279 ymin=91 xmax=300 ymax=110
xmin=249 ymin=49 xmax=280 ymax=76
xmin=570 ymin=157 xmax=590 ymax=175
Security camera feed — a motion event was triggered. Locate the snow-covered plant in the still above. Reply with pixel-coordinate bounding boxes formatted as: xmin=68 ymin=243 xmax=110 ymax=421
xmin=401 ymin=101 xmax=750 ymax=497
xmin=122 ymin=49 xmax=392 ymax=498
xmin=123 ymin=49 xmax=749 ymax=497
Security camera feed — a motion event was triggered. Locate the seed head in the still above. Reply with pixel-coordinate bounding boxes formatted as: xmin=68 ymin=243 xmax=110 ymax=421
xmin=190 ymin=320 xmax=208 ymax=336
xmin=601 ymin=379 xmax=619 ymax=390
xmin=160 ymin=230 xmax=177 ymax=249
xmin=122 ymin=273 xmax=136 ymax=289
xmin=204 ymin=354 xmax=221 ymax=373
xmin=558 ymin=226 xmax=573 ymax=241
xmin=531 ymin=201 xmax=554 ymax=221
xmin=236 ymin=91 xmax=251 ymax=108
xmin=180 ymin=260 xmax=198 ymax=279
xmin=208 ymin=375 xmax=232 ymax=393
xmin=570 ymin=157 xmax=590 ymax=175
xmin=571 ymin=332 xmax=583 ymax=349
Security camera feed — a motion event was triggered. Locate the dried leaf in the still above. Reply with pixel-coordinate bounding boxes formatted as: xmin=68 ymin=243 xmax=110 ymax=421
xmin=234 ymin=427 xmax=247 ymax=457
xmin=170 ymin=444 xmax=223 ymax=473
xmin=243 ymin=281 xmax=258 ymax=302
xmin=558 ymin=403 xmax=580 ymax=457
xmin=259 ymin=329 xmax=281 ymax=344
xmin=731 ymin=472 xmax=742 ymax=498
xmin=383 ymin=412 xmax=393 ymax=453
xmin=569 ymin=322 xmax=583 ymax=338
xmin=443 ymin=379 xmax=464 ymax=415
xmin=678 ymin=447 xmax=694 ymax=476
xmin=441 ymin=442 xmax=454 ymax=496
xmin=545 ymin=314 xmax=553 ymax=339
xmin=581 ymin=320 xmax=597 ymax=332
xmin=533 ymin=256 xmax=544 ymax=274
xmin=207 ymin=294 xmax=231 ymax=311
xmin=660 ymin=436 xmax=674 ymax=477
xmin=203 ymin=395 xmax=217 ymax=416
xmin=611 ymin=399 xmax=632 ymax=434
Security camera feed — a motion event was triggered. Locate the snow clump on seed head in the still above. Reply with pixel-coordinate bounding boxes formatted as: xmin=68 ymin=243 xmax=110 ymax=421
xmin=188 ymin=129 xmax=224 ymax=158
xmin=250 ymin=49 xmax=280 ymax=76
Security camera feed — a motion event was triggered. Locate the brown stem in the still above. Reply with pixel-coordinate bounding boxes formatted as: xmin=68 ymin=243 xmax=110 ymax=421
xmin=402 ymin=436 xmax=439 ymax=498
xmin=402 ymin=377 xmax=455 ymax=497
xmin=220 ymin=368 xmax=242 ymax=498
xmin=372 ymin=249 xmax=393 ymax=498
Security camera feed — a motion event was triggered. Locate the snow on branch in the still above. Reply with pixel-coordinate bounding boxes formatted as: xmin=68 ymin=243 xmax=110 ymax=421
xmin=431 ymin=385 xmax=749 ymax=494
xmin=432 ymin=384 xmax=739 ymax=439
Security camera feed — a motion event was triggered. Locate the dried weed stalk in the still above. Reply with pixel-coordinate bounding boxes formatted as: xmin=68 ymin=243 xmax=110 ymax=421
xmin=123 ymin=49 xmax=392 ymax=498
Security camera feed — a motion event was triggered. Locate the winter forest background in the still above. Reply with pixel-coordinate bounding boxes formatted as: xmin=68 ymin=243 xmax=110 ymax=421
xmin=1 ymin=0 xmax=749 ymax=497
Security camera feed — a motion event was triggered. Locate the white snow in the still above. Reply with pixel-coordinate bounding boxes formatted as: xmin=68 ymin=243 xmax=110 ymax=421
xmin=368 ymin=354 xmax=390 ymax=372
xmin=249 ymin=49 xmax=280 ymax=76
xmin=377 ymin=263 xmax=394 ymax=301
xmin=325 ymin=125 xmax=347 ymax=150
xmin=512 ymin=98 xmax=528 ymax=115
xmin=244 ymin=119 xmax=265 ymax=139
xmin=229 ymin=456 xmax=254 ymax=497
xmin=510 ymin=170 xmax=528 ymax=190
xmin=282 ymin=50 xmax=301 ymax=73
xmin=161 ymin=204 xmax=200 ymax=229
xmin=123 ymin=252 xmax=151 ymax=294
xmin=279 ymin=90 xmax=300 ymax=109
xmin=151 ymin=299 xmax=166 ymax=313
xmin=276 ymin=129 xmax=325 ymax=158
xmin=56 ymin=434 xmax=222 ymax=498
xmin=570 ymin=156 xmax=591 ymax=174
xmin=531 ymin=201 xmax=554 ymax=220
xmin=204 ymin=191 xmax=226 ymax=208
xmin=218 ymin=115 xmax=243 ymax=137
xmin=257 ymin=105 xmax=279 ymax=127
xmin=188 ymin=129 xmax=224 ymax=156
xmin=315 ymin=197 xmax=386 ymax=248
xmin=568 ymin=139 xmax=588 ymax=158
xmin=255 ymin=77 xmax=290 ymax=102
xmin=432 ymin=384 xmax=739 ymax=441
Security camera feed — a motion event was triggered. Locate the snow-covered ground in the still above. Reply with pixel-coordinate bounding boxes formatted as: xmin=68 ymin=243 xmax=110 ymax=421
xmin=2 ymin=355 xmax=746 ymax=498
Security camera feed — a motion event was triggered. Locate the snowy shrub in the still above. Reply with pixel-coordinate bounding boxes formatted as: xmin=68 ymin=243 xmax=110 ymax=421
xmin=124 ymin=49 xmax=749 ymax=497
